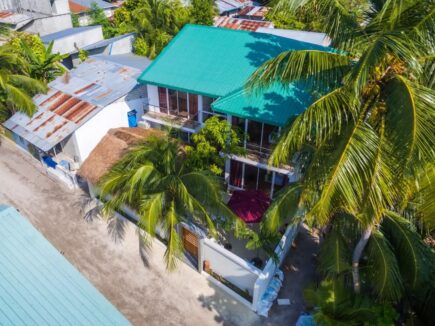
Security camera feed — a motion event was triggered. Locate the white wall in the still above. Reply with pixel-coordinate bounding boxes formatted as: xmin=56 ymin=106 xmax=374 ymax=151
xmin=108 ymin=35 xmax=134 ymax=55
xmin=49 ymin=26 xmax=103 ymax=54
xmin=202 ymin=238 xmax=260 ymax=297
xmin=146 ymin=85 xmax=159 ymax=111
xmin=73 ymin=100 xmax=139 ymax=162
xmin=252 ymin=223 xmax=300 ymax=311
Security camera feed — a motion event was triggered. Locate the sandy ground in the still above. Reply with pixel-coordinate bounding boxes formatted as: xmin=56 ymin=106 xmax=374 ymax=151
xmin=0 ymin=138 xmax=319 ymax=326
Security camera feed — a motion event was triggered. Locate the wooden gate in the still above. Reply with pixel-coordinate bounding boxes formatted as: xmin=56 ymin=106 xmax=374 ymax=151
xmin=182 ymin=227 xmax=199 ymax=261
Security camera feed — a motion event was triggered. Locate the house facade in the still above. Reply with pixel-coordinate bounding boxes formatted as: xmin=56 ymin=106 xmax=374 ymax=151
xmin=132 ymin=24 xmax=331 ymax=312
xmin=137 ymin=25 xmax=327 ymax=199
xmin=3 ymin=54 xmax=150 ymax=189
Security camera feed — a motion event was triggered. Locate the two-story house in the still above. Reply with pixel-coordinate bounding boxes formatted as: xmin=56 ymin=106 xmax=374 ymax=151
xmin=137 ymin=24 xmax=327 ymax=198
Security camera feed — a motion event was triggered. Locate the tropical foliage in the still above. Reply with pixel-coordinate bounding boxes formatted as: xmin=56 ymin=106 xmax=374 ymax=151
xmin=249 ymin=0 xmax=435 ymax=323
xmin=185 ymin=116 xmax=245 ymax=175
xmin=189 ymin=0 xmax=217 ymax=26
xmin=98 ymin=135 xmax=237 ymax=270
xmin=113 ymin=0 xmax=189 ymax=58
xmin=0 ymin=45 xmax=47 ymax=122
xmin=20 ymin=41 xmax=67 ymax=83
xmin=111 ymin=0 xmax=217 ymax=58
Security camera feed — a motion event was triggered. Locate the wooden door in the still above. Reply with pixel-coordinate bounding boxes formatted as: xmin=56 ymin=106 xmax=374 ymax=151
xmin=182 ymin=227 xmax=199 ymax=259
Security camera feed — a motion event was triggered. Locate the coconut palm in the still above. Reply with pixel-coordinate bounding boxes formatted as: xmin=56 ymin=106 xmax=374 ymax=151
xmin=248 ymin=0 xmax=434 ymax=321
xmin=0 ymin=47 xmax=47 ymax=122
xmin=98 ymin=135 xmax=237 ymax=270
xmin=21 ymin=41 xmax=67 ymax=83
xmin=124 ymin=0 xmax=188 ymax=58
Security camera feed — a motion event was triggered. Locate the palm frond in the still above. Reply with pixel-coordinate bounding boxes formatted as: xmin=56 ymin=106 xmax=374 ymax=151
xmin=366 ymin=230 xmax=403 ymax=302
xmin=382 ymin=211 xmax=434 ymax=290
xmin=318 ymin=228 xmax=351 ymax=278
xmin=247 ymin=50 xmax=350 ymax=92
xmin=164 ymin=200 xmax=183 ymax=271
xmin=4 ymin=84 xmax=37 ymax=116
xmin=138 ymin=192 xmax=164 ymax=236
xmin=383 ymin=77 xmax=435 ymax=168
xmin=261 ymin=183 xmax=302 ymax=233
xmin=307 ymin=121 xmax=380 ymax=225
xmin=270 ymin=87 xmax=358 ymax=165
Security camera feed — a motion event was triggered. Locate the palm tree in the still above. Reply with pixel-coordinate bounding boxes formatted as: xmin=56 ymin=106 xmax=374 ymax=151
xmin=248 ymin=0 xmax=434 ymax=321
xmin=98 ymin=135 xmax=237 ymax=270
xmin=0 ymin=46 xmax=47 ymax=122
xmin=125 ymin=0 xmax=188 ymax=58
xmin=21 ymin=41 xmax=67 ymax=83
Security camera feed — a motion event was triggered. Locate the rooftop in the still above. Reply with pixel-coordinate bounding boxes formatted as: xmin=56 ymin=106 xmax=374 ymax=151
xmin=79 ymin=127 xmax=164 ymax=184
xmin=212 ymin=83 xmax=312 ymax=126
xmin=0 ymin=205 xmax=130 ymax=325
xmin=138 ymin=24 xmax=328 ymax=98
xmin=0 ymin=10 xmax=32 ymax=28
xmin=3 ymin=55 xmax=150 ymax=152
xmin=40 ymin=26 xmax=101 ymax=43
xmin=138 ymin=24 xmax=330 ymax=126
xmin=237 ymin=6 xmax=270 ymax=19
xmin=256 ymin=28 xmax=331 ymax=46
xmin=68 ymin=0 xmax=116 ymax=12
xmin=214 ymin=16 xmax=273 ymax=32
xmin=215 ymin=0 xmax=245 ymax=14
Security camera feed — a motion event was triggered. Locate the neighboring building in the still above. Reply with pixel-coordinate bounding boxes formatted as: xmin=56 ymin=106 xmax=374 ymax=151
xmin=3 ymin=54 xmax=150 ymax=189
xmin=235 ymin=5 xmax=269 ymax=21
xmin=257 ymin=27 xmax=332 ymax=46
xmin=215 ymin=0 xmax=247 ymax=15
xmin=214 ymin=16 xmax=273 ymax=31
xmin=0 ymin=205 xmax=130 ymax=325
xmin=41 ymin=25 xmax=104 ymax=61
xmin=0 ymin=0 xmax=72 ymax=35
xmin=68 ymin=0 xmax=117 ymax=26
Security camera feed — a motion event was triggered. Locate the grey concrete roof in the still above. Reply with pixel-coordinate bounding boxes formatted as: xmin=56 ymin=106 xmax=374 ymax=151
xmin=82 ymin=33 xmax=135 ymax=51
xmin=256 ymin=28 xmax=331 ymax=46
xmin=3 ymin=55 xmax=149 ymax=152
xmin=41 ymin=26 xmax=101 ymax=43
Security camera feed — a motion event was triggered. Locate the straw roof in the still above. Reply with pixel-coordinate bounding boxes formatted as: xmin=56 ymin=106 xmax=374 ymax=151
xmin=79 ymin=127 xmax=164 ymax=185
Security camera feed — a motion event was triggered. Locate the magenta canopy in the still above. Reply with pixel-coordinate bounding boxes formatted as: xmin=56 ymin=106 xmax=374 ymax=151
xmin=228 ymin=190 xmax=271 ymax=223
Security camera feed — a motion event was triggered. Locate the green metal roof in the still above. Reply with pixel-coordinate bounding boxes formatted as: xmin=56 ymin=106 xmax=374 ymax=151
xmin=212 ymin=83 xmax=313 ymax=126
xmin=0 ymin=205 xmax=130 ymax=325
xmin=137 ymin=24 xmax=328 ymax=98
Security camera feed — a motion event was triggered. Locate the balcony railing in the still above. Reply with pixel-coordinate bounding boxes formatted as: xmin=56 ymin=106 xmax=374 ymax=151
xmin=142 ymin=107 xmax=201 ymax=131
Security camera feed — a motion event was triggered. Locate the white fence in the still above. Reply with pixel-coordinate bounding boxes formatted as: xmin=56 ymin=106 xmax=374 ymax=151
xmin=252 ymin=223 xmax=300 ymax=311
xmin=201 ymin=238 xmax=261 ymax=302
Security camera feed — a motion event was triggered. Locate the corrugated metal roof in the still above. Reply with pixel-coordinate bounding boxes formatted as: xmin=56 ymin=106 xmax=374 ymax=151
xmin=3 ymin=55 xmax=150 ymax=152
xmin=212 ymin=83 xmax=313 ymax=126
xmin=237 ymin=6 xmax=269 ymax=19
xmin=69 ymin=0 xmax=116 ymax=11
xmin=138 ymin=24 xmax=330 ymax=98
xmin=0 ymin=205 xmax=130 ymax=325
xmin=214 ymin=16 xmax=273 ymax=31
xmin=0 ymin=10 xmax=32 ymax=27
xmin=82 ymin=33 xmax=135 ymax=51
xmin=215 ymin=0 xmax=244 ymax=14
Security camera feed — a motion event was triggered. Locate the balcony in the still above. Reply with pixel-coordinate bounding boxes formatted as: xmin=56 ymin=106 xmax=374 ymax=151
xmin=142 ymin=110 xmax=202 ymax=132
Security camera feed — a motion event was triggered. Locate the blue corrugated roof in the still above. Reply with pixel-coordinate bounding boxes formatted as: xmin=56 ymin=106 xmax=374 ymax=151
xmin=0 ymin=205 xmax=131 ymax=325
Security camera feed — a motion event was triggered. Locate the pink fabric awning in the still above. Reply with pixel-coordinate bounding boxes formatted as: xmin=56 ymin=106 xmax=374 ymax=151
xmin=228 ymin=190 xmax=271 ymax=223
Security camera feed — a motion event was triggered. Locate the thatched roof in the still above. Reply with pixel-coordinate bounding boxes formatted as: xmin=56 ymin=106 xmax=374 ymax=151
xmin=78 ymin=127 xmax=164 ymax=185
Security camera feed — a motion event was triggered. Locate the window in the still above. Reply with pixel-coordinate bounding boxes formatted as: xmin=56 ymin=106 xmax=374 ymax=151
xmin=229 ymin=160 xmax=243 ymax=188
xmin=189 ymin=94 xmax=198 ymax=119
xmin=158 ymin=87 xmax=168 ymax=114
xmin=168 ymin=89 xmax=178 ymax=115
xmin=178 ymin=91 xmax=188 ymax=118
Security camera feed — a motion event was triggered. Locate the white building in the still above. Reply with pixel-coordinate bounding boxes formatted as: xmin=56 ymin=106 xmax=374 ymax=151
xmin=0 ymin=0 xmax=72 ymax=35
xmin=3 ymin=54 xmax=151 ymax=189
